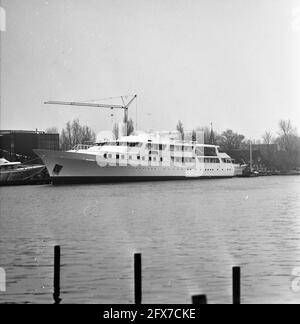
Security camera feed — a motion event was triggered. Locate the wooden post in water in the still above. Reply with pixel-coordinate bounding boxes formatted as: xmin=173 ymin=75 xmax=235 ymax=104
xmin=192 ymin=295 xmax=207 ymax=304
xmin=232 ymin=266 xmax=240 ymax=304
xmin=134 ymin=253 xmax=142 ymax=304
xmin=53 ymin=245 xmax=61 ymax=304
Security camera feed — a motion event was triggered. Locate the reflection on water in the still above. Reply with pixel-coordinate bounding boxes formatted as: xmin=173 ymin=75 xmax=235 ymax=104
xmin=0 ymin=176 xmax=300 ymax=304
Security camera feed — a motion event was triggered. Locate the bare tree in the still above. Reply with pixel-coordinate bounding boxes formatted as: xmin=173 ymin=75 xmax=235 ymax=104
xmin=123 ymin=113 xmax=135 ymax=136
xmin=262 ymin=131 xmax=273 ymax=145
xmin=60 ymin=119 xmax=96 ymax=150
xmin=176 ymin=120 xmax=184 ymax=141
xmin=112 ymin=119 xmax=135 ymax=138
xmin=218 ymin=129 xmax=245 ymax=151
xmin=277 ymin=120 xmax=297 ymax=152
xmin=278 ymin=120 xmax=296 ymax=137
xmin=126 ymin=119 xmax=135 ymax=136
xmin=112 ymin=123 xmax=119 ymax=140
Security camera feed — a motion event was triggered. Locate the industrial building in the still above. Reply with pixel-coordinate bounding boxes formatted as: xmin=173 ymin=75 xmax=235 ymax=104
xmin=0 ymin=130 xmax=59 ymax=161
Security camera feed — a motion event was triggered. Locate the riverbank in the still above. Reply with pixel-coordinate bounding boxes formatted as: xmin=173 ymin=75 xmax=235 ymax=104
xmin=0 ymin=171 xmax=299 ymax=186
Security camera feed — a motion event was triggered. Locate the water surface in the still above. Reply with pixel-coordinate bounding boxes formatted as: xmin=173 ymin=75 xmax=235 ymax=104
xmin=0 ymin=176 xmax=300 ymax=303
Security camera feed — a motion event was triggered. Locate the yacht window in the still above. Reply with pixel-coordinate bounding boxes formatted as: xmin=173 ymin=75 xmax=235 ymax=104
xmin=204 ymin=147 xmax=217 ymax=156
xmin=130 ymin=142 xmax=139 ymax=147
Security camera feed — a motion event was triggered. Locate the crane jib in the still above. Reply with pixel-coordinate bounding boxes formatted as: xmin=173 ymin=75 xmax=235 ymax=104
xmin=43 ymin=95 xmax=137 ymax=128
xmin=44 ymin=101 xmax=126 ymax=109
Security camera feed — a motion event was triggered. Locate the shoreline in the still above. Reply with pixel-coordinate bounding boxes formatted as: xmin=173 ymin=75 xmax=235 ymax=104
xmin=0 ymin=173 xmax=299 ymax=186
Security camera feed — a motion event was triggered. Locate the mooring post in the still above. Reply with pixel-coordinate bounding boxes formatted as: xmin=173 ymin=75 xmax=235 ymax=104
xmin=232 ymin=266 xmax=241 ymax=304
xmin=53 ymin=245 xmax=61 ymax=304
xmin=192 ymin=295 xmax=207 ymax=304
xmin=134 ymin=253 xmax=142 ymax=304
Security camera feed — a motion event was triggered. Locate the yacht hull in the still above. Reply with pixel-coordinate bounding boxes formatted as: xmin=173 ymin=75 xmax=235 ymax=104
xmin=34 ymin=149 xmax=235 ymax=184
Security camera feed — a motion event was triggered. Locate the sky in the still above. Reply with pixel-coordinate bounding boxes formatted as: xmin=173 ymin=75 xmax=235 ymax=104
xmin=0 ymin=0 xmax=300 ymax=140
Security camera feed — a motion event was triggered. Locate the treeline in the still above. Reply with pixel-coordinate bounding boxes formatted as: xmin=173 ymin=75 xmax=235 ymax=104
xmin=46 ymin=117 xmax=135 ymax=150
xmin=176 ymin=119 xmax=300 ymax=172
xmin=47 ymin=119 xmax=96 ymax=151
xmin=260 ymin=120 xmax=300 ymax=172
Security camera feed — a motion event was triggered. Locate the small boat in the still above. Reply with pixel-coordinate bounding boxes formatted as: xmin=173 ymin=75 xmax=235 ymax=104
xmin=0 ymin=158 xmax=46 ymax=184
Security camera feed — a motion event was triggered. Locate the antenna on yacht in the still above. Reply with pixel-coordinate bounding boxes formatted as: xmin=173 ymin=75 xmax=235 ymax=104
xmin=44 ymin=95 xmax=138 ymax=130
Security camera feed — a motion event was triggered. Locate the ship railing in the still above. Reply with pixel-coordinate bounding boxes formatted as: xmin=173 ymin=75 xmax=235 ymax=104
xmin=170 ymin=139 xmax=220 ymax=147
xmin=72 ymin=144 xmax=94 ymax=151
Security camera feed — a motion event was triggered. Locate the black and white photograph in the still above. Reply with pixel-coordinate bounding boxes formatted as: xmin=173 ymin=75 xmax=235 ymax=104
xmin=0 ymin=0 xmax=300 ymax=309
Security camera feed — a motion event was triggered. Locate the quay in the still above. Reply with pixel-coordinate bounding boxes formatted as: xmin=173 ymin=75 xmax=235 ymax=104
xmin=0 ymin=171 xmax=299 ymax=186
xmin=0 ymin=178 xmax=50 ymax=187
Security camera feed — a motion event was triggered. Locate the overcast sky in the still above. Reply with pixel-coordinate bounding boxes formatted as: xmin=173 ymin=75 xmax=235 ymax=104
xmin=0 ymin=0 xmax=300 ymax=139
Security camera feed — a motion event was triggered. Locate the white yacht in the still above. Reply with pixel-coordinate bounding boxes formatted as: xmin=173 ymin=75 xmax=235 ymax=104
xmin=34 ymin=133 xmax=244 ymax=184
xmin=0 ymin=158 xmax=46 ymax=183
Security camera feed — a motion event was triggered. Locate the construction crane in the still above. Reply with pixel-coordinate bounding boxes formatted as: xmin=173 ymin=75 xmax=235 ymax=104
xmin=44 ymin=95 xmax=137 ymax=126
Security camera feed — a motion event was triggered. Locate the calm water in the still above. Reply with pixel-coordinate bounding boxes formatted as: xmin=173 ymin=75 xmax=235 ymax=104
xmin=0 ymin=176 xmax=300 ymax=304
